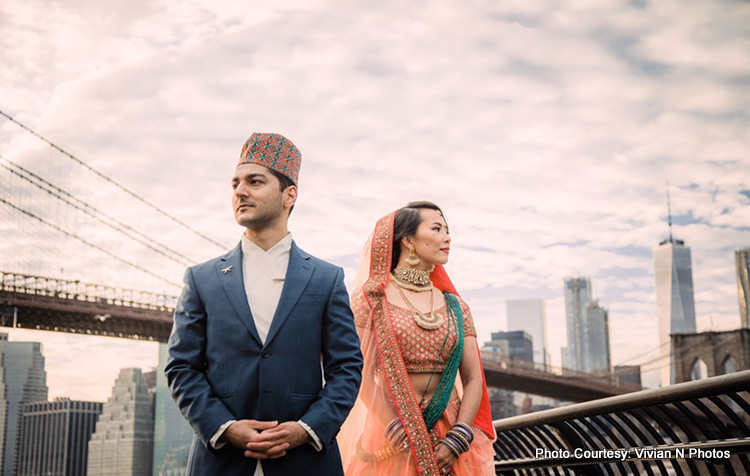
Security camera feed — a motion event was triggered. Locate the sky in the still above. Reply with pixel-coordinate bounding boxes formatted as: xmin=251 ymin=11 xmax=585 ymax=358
xmin=1 ymin=0 xmax=749 ymax=402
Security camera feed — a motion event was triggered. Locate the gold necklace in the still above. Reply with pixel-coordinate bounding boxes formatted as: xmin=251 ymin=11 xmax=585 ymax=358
xmin=391 ymin=267 xmax=433 ymax=292
xmin=392 ymin=279 xmax=443 ymax=330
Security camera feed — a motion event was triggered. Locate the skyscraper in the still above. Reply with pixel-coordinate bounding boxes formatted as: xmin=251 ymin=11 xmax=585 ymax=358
xmin=737 ymin=248 xmax=750 ymax=328
xmin=562 ymin=276 xmax=592 ymax=372
xmin=614 ymin=365 xmax=642 ymax=386
xmin=17 ymin=397 xmax=103 ymax=476
xmin=0 ymin=333 xmax=48 ymax=476
xmin=653 ymin=196 xmax=697 ymax=387
xmin=506 ymin=299 xmax=549 ymax=366
xmin=87 ymin=368 xmax=154 ymax=476
xmin=583 ymin=301 xmax=611 ymax=373
xmin=152 ymin=343 xmax=193 ymax=476
xmin=489 ymin=331 xmax=533 ymax=361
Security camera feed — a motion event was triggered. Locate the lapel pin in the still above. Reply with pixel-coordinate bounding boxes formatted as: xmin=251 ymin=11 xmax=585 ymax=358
xmin=221 ymin=265 xmax=233 ymax=274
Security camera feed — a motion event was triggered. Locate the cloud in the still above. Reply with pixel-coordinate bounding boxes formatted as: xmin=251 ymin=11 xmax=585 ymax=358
xmin=1 ymin=0 xmax=749 ymax=396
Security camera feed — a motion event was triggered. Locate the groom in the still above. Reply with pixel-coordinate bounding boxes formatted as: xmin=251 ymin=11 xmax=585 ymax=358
xmin=165 ymin=132 xmax=363 ymax=475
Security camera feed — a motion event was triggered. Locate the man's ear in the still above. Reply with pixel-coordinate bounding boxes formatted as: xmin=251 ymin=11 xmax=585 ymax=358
xmin=284 ymin=185 xmax=298 ymax=209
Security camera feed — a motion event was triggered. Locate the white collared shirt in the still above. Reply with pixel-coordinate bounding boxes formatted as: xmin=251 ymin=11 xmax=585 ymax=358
xmin=241 ymin=232 xmax=292 ymax=343
xmin=210 ymin=233 xmax=321 ymax=475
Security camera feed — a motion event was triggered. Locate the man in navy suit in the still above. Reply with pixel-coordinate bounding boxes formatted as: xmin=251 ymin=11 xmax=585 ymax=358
xmin=166 ymin=133 xmax=363 ymax=475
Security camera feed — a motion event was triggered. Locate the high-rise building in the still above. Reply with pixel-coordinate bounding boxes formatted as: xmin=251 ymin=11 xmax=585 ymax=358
xmin=17 ymin=397 xmax=103 ymax=476
xmin=737 ymin=248 xmax=750 ymax=328
xmin=614 ymin=365 xmax=642 ymax=386
xmin=506 ymin=299 xmax=549 ymax=366
xmin=0 ymin=333 xmax=48 ymax=476
xmin=152 ymin=343 xmax=193 ymax=476
xmin=87 ymin=368 xmax=154 ymax=476
xmin=583 ymin=301 xmax=611 ymax=373
xmin=561 ymin=276 xmax=592 ymax=372
xmin=487 ymin=388 xmax=516 ymax=420
xmin=653 ymin=200 xmax=697 ymax=386
xmin=480 ymin=338 xmax=509 ymax=356
xmin=488 ymin=331 xmax=534 ymax=362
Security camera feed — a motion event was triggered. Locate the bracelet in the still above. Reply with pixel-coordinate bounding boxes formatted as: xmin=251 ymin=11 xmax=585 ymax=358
xmin=356 ymin=437 xmax=399 ymax=463
xmin=438 ymin=437 xmax=462 ymax=458
xmin=446 ymin=430 xmax=471 ymax=452
xmin=384 ymin=419 xmax=410 ymax=452
xmin=452 ymin=422 xmax=474 ymax=443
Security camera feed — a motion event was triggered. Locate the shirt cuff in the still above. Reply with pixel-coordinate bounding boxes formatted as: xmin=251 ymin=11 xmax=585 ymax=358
xmin=298 ymin=420 xmax=323 ymax=451
xmin=210 ymin=420 xmax=237 ymax=449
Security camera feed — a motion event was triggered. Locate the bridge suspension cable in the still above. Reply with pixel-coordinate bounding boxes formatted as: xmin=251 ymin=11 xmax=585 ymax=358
xmin=0 ymin=196 xmax=180 ymax=289
xmin=0 ymin=109 xmax=227 ymax=250
xmin=627 ymin=336 xmax=735 ymax=378
xmin=613 ymin=339 xmax=670 ymax=367
xmin=0 ymin=155 xmax=192 ymax=267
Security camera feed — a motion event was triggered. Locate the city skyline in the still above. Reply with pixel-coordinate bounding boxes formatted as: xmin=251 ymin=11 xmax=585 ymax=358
xmin=2 ymin=224 xmax=747 ymax=399
xmin=1 ymin=0 xmax=749 ymax=397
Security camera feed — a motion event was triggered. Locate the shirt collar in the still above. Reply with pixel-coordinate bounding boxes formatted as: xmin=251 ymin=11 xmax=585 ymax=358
xmin=241 ymin=232 xmax=293 ymax=278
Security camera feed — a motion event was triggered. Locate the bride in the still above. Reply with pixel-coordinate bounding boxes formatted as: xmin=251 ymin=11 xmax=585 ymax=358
xmin=338 ymin=201 xmax=495 ymax=476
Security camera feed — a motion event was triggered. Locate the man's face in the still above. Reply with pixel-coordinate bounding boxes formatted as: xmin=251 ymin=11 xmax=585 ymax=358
xmin=231 ymin=163 xmax=288 ymax=231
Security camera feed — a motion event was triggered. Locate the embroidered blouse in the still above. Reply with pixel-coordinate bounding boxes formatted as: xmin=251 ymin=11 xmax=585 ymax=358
xmin=388 ymin=296 xmax=476 ymax=373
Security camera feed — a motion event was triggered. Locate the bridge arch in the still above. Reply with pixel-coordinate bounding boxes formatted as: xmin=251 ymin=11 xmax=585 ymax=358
xmin=672 ymin=329 xmax=750 ymax=383
xmin=722 ymin=354 xmax=737 ymax=374
xmin=690 ymin=357 xmax=708 ymax=380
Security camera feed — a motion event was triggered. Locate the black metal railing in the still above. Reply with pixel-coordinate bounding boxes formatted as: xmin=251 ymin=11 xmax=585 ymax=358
xmin=493 ymin=370 xmax=750 ymax=475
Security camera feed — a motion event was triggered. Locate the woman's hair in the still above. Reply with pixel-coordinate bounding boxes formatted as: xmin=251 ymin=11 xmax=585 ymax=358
xmin=391 ymin=201 xmax=446 ymax=271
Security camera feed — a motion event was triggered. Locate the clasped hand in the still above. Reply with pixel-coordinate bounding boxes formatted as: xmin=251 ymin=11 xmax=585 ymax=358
xmin=222 ymin=419 xmax=310 ymax=459
xmin=434 ymin=442 xmax=457 ymax=474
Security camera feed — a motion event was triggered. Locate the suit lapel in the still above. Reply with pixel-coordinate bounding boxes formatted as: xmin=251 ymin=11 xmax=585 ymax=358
xmin=216 ymin=242 xmax=262 ymax=345
xmin=264 ymin=241 xmax=313 ymax=347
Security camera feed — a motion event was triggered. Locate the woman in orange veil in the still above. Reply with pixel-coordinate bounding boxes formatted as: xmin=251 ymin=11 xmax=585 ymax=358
xmin=338 ymin=202 xmax=495 ymax=476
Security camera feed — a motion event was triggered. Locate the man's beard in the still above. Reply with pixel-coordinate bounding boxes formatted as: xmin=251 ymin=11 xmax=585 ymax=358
xmin=236 ymin=193 xmax=284 ymax=231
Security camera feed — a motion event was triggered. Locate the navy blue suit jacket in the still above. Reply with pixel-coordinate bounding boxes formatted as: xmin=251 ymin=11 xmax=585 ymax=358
xmin=165 ymin=241 xmax=363 ymax=475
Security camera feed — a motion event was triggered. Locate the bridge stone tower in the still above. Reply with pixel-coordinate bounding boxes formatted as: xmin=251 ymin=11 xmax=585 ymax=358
xmin=672 ymin=329 xmax=750 ymax=383
xmin=737 ymin=248 xmax=750 ymax=328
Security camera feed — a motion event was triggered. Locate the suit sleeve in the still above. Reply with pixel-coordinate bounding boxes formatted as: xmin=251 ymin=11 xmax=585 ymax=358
xmin=164 ymin=267 xmax=236 ymax=447
xmin=299 ymin=267 xmax=363 ymax=451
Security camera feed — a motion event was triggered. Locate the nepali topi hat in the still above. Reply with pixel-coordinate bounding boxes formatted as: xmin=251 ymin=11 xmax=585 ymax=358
xmin=237 ymin=132 xmax=301 ymax=184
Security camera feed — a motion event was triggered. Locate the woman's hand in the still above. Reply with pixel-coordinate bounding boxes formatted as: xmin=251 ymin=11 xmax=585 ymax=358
xmin=434 ymin=442 xmax=457 ymax=474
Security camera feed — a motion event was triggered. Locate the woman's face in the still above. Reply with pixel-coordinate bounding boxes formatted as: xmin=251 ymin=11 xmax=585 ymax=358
xmin=405 ymin=208 xmax=451 ymax=269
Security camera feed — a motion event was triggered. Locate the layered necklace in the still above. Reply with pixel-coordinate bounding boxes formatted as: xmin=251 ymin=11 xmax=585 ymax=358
xmin=390 ymin=266 xmax=444 ymax=330
xmin=391 ymin=266 xmax=433 ymax=291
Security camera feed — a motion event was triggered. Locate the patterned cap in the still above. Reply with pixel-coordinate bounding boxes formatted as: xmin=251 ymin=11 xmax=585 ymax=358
xmin=237 ymin=132 xmax=301 ymax=184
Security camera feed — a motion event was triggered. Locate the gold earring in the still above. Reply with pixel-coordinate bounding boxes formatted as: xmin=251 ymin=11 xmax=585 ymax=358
xmin=405 ymin=247 xmax=420 ymax=266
